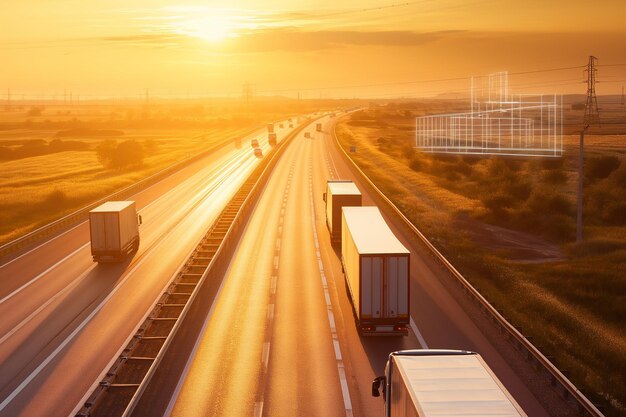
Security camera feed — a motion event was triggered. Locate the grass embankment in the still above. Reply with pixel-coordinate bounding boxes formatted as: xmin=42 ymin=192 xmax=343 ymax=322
xmin=0 ymin=127 xmax=248 ymax=244
xmin=337 ymin=107 xmax=626 ymax=416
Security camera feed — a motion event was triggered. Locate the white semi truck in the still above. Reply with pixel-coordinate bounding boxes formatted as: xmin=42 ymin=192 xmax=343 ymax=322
xmin=324 ymin=180 xmax=362 ymax=243
xmin=89 ymin=201 xmax=142 ymax=262
xmin=372 ymin=349 xmax=528 ymax=417
xmin=341 ymin=206 xmax=409 ymax=336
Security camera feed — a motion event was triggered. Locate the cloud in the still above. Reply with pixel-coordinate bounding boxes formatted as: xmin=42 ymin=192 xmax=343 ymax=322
xmin=228 ymin=28 xmax=464 ymax=53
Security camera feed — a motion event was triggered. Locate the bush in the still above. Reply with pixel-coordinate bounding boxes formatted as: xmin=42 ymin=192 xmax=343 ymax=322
xmin=96 ymin=140 xmax=117 ymax=167
xmin=586 ymin=155 xmax=621 ymax=181
xmin=409 ymin=157 xmax=422 ymax=172
xmin=541 ymin=157 xmax=565 ymax=170
xmin=110 ymin=140 xmax=144 ymax=169
xmin=542 ymin=169 xmax=568 ymax=185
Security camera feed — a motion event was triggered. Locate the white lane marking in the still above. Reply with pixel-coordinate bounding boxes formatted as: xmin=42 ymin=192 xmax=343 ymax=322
xmin=273 ymin=256 xmax=279 ymax=270
xmin=0 ymin=244 xmax=88 ymax=306
xmin=0 ymin=150 xmax=249 ymax=306
xmin=0 ymin=264 xmax=97 ymax=346
xmin=308 ymin=176 xmax=352 ymax=417
xmin=262 ymin=342 xmax=270 ymax=370
xmin=267 ymin=304 xmax=275 ymax=322
xmin=270 ymin=276 xmax=277 ymax=295
xmin=410 ymin=317 xmax=429 ymax=349
xmin=275 ymin=238 xmax=281 ymax=251
xmin=0 ymin=220 xmax=182 ymax=413
xmin=0 ymin=223 xmax=85 ymax=269
xmin=254 ymin=402 xmax=264 ymax=417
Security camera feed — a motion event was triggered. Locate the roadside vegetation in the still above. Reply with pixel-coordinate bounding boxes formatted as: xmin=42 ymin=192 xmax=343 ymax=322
xmin=337 ymin=104 xmax=626 ymax=416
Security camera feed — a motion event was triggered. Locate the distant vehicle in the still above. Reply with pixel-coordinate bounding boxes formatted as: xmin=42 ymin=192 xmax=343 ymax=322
xmin=316 ymin=123 xmax=322 ymax=132
xmin=342 ymin=206 xmax=409 ymax=335
xmin=324 ymin=180 xmax=361 ymax=243
xmin=372 ymin=350 xmax=528 ymax=417
xmin=330 ymin=112 xmax=336 ymax=117
xmin=268 ymin=133 xmax=277 ymax=146
xmin=251 ymin=138 xmax=259 ymax=148
xmin=304 ymin=132 xmax=311 ymax=138
xmin=254 ymin=147 xmax=263 ymax=158
xmin=89 ymin=201 xmax=142 ymax=262
xmin=289 ymin=123 xmax=293 ymax=128
xmin=267 ymin=123 xmax=274 ymax=133
xmin=279 ymin=123 xmax=284 ymax=128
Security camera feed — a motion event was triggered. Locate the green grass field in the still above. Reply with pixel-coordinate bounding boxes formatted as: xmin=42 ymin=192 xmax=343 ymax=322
xmin=337 ymin=106 xmax=626 ymax=416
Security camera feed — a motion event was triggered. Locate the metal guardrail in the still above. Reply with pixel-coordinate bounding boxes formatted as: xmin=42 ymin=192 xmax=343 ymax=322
xmin=0 ymin=126 xmax=261 ymax=262
xmin=75 ymin=121 xmax=309 ymax=417
xmin=331 ymin=124 xmax=604 ymax=417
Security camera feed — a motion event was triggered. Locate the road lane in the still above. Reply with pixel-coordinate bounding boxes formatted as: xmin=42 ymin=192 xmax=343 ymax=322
xmin=310 ymin=115 xmax=559 ymax=416
xmin=0 ymin=122 xmax=295 ymax=417
xmin=168 ymin=121 xmax=349 ymax=417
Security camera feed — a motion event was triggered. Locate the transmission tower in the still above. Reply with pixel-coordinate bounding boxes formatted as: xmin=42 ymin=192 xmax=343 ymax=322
xmin=583 ymin=56 xmax=600 ymax=128
xmin=242 ymin=83 xmax=254 ymax=104
xmin=577 ymin=56 xmax=601 ymax=243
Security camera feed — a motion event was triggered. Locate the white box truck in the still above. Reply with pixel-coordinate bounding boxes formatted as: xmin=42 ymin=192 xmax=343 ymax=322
xmin=89 ymin=201 xmax=142 ymax=262
xmin=341 ymin=206 xmax=409 ymax=336
xmin=324 ymin=180 xmax=361 ymax=243
xmin=372 ymin=349 xmax=528 ymax=417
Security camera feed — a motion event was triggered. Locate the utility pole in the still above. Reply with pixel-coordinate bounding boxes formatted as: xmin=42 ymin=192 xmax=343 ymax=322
xmin=242 ymin=83 xmax=253 ymax=105
xmin=577 ymin=56 xmax=601 ymax=243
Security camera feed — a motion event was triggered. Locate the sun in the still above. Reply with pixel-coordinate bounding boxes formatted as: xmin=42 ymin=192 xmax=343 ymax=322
xmin=167 ymin=7 xmax=243 ymax=43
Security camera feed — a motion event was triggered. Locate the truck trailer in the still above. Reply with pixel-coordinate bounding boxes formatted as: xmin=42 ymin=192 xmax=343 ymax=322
xmin=324 ymin=180 xmax=361 ymax=243
xmin=372 ymin=349 xmax=528 ymax=417
xmin=268 ymin=132 xmax=277 ymax=146
xmin=341 ymin=206 xmax=409 ymax=336
xmin=89 ymin=201 xmax=142 ymax=262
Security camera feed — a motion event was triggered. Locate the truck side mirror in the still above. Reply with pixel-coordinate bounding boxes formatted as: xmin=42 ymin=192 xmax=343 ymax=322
xmin=138 ymin=215 xmax=143 ymax=225
xmin=323 ymin=192 xmax=327 ymax=202
xmin=372 ymin=376 xmax=384 ymax=397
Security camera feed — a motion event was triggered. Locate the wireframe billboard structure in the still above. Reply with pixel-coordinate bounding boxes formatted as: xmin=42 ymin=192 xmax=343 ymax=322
xmin=415 ymin=72 xmax=563 ymax=157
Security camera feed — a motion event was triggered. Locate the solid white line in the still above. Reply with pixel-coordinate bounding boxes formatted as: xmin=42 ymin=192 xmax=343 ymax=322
xmin=0 ymin=264 xmax=97 ymax=346
xmin=0 ymin=136 xmax=253 ymax=301
xmin=0 ymin=223 xmax=85 ymax=269
xmin=0 ymin=220 xmax=179 ymax=412
xmin=0 ymin=243 xmax=89 ymax=306
xmin=410 ymin=317 xmax=429 ymax=349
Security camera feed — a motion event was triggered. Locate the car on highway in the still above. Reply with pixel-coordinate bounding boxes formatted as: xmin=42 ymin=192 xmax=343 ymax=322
xmin=254 ymin=147 xmax=263 ymax=158
xmin=251 ymin=138 xmax=259 ymax=148
xmin=304 ymin=132 xmax=311 ymax=138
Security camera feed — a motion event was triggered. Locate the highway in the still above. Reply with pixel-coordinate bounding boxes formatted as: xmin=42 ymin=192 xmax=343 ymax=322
xmin=166 ymin=115 xmax=570 ymax=417
xmin=0 ymin=122 xmax=295 ymax=417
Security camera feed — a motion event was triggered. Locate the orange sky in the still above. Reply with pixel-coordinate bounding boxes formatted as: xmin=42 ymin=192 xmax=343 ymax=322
xmin=2 ymin=0 xmax=626 ymax=99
